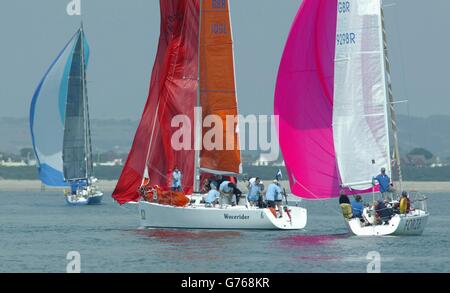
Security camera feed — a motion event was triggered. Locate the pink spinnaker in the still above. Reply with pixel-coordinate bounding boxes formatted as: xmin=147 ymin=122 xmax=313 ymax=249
xmin=274 ymin=0 xmax=375 ymax=199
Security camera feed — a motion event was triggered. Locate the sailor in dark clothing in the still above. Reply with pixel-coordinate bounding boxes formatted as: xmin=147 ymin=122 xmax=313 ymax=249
xmin=375 ymin=200 xmax=394 ymax=224
xmin=339 ymin=191 xmax=353 ymax=220
xmin=339 ymin=191 xmax=351 ymax=205
xmin=230 ymin=183 xmax=243 ymax=205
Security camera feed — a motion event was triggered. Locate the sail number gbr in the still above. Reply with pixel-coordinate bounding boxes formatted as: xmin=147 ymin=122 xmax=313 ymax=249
xmin=212 ymin=0 xmax=226 ymax=9
xmin=338 ymin=1 xmax=351 ymax=13
xmin=337 ymin=1 xmax=356 ymax=46
xmin=211 ymin=0 xmax=227 ymax=35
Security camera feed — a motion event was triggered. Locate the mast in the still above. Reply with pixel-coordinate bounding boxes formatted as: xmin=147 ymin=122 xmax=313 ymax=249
xmin=381 ymin=5 xmax=403 ymax=193
xmin=80 ymin=23 xmax=91 ymax=180
xmin=193 ymin=0 xmax=203 ymax=193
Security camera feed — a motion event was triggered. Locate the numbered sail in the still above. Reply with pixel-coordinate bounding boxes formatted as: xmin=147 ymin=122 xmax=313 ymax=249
xmin=332 ymin=0 xmax=391 ymax=190
xmin=199 ymin=0 xmax=241 ymax=175
xmin=30 ymin=30 xmax=85 ymax=186
xmin=63 ymin=30 xmax=93 ymax=181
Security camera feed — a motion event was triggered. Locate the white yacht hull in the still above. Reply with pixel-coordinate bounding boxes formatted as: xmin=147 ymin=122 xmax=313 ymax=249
xmin=138 ymin=201 xmax=307 ymax=230
xmin=346 ymin=210 xmax=429 ymax=236
xmin=65 ymin=191 xmax=103 ymax=206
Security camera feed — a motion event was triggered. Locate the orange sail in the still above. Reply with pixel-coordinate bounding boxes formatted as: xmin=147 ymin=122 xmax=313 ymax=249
xmin=199 ymin=0 xmax=241 ymax=175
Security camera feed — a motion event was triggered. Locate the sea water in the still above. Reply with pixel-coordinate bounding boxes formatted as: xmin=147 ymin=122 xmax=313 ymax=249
xmin=0 ymin=190 xmax=449 ymax=273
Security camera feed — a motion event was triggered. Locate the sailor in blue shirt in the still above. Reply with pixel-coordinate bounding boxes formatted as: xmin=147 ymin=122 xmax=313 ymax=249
xmin=266 ymin=180 xmax=284 ymax=217
xmin=219 ymin=181 xmax=233 ymax=193
xmin=219 ymin=181 xmax=237 ymax=206
xmin=70 ymin=182 xmax=79 ymax=195
xmin=172 ymin=168 xmax=182 ymax=192
xmin=70 ymin=180 xmax=88 ymax=195
xmin=265 ymin=181 xmax=281 ymax=202
xmin=373 ymin=168 xmax=395 ymax=201
xmin=247 ymin=177 xmax=263 ymax=204
xmin=351 ymin=195 xmax=364 ymax=219
xmin=205 ymin=189 xmax=220 ymax=207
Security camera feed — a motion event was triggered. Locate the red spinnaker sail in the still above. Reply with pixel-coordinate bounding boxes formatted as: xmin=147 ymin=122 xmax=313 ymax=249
xmin=113 ymin=0 xmax=200 ymax=204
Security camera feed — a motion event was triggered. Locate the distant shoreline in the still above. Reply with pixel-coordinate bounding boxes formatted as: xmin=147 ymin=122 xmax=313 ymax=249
xmin=1 ymin=180 xmax=449 ymax=194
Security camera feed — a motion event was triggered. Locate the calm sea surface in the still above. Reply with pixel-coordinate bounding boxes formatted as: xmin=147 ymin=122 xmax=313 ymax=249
xmin=1 ymin=190 xmax=449 ymax=273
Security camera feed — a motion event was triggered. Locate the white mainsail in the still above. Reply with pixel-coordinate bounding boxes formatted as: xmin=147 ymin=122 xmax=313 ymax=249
xmin=333 ymin=0 xmax=391 ymax=190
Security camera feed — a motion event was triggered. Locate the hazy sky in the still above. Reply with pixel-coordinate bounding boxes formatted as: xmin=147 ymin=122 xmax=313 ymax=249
xmin=1 ymin=0 xmax=449 ymax=119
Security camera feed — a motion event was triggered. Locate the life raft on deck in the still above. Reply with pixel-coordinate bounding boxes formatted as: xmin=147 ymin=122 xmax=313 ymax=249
xmin=140 ymin=184 xmax=190 ymax=207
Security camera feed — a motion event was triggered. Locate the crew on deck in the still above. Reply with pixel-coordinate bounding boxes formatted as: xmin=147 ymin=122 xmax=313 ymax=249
xmin=172 ymin=167 xmax=182 ymax=192
xmin=205 ymin=188 xmax=220 ymax=207
xmin=339 ymin=191 xmax=353 ymax=220
xmin=70 ymin=179 xmax=88 ymax=196
xmin=351 ymin=195 xmax=364 ymax=219
xmin=247 ymin=177 xmax=264 ymax=207
xmin=373 ymin=168 xmax=395 ymax=201
xmin=211 ymin=175 xmax=225 ymax=190
xmin=399 ymin=191 xmax=411 ymax=214
xmin=219 ymin=181 xmax=237 ymax=206
xmin=266 ymin=180 xmax=283 ymax=218
xmin=374 ymin=200 xmax=394 ymax=225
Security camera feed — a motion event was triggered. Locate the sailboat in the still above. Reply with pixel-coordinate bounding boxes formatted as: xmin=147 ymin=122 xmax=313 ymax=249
xmin=113 ymin=0 xmax=307 ymax=230
xmin=30 ymin=26 xmax=103 ymax=206
xmin=275 ymin=0 xmax=428 ymax=236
